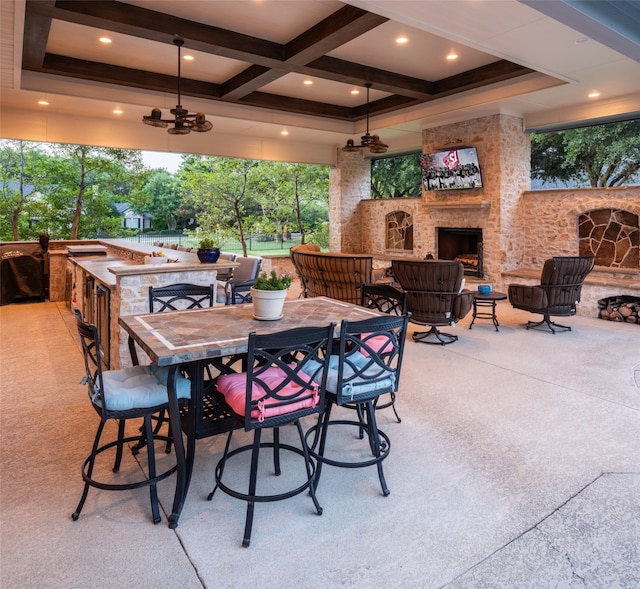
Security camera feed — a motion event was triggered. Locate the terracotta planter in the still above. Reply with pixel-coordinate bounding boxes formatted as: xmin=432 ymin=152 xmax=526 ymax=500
xmin=250 ymin=287 xmax=288 ymax=320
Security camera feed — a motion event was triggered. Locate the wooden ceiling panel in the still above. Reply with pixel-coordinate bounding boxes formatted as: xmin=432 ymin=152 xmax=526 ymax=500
xmin=22 ymin=0 xmax=534 ymax=122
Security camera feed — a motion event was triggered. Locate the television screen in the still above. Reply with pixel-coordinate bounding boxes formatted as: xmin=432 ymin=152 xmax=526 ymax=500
xmin=420 ymin=147 xmax=483 ymax=191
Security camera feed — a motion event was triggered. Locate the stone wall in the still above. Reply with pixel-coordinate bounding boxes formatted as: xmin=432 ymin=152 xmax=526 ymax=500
xmin=519 ymin=186 xmax=640 ymax=265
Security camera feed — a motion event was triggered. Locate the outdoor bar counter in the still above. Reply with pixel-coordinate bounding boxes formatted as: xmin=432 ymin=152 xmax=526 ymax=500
xmin=63 ymin=240 xmax=237 ymax=369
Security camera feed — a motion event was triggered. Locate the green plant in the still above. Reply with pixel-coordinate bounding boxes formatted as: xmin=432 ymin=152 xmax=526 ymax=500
xmin=252 ymin=270 xmax=293 ymax=290
xmin=199 ymin=237 xmax=217 ymax=249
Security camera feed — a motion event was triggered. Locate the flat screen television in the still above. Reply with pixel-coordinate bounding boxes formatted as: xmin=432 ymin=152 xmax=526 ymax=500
xmin=420 ymin=146 xmax=483 ymax=191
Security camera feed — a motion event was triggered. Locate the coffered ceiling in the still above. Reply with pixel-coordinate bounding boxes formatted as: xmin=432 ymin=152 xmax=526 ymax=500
xmin=2 ymin=0 xmax=640 ymax=165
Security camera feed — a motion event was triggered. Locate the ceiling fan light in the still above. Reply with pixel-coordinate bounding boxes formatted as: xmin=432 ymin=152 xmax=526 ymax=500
xmin=168 ymin=120 xmax=190 ymax=134
xmin=368 ymin=135 xmax=388 ymax=153
xmin=143 ymin=108 xmax=169 ymax=127
xmin=191 ymin=112 xmax=213 ymax=131
xmin=342 ymin=139 xmax=360 ymax=152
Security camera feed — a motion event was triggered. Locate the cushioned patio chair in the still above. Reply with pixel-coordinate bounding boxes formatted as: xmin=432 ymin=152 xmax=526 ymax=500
xmin=508 ymin=256 xmax=595 ymax=333
xmin=392 ymin=259 xmax=473 ymax=345
xmin=360 ymin=283 xmax=408 ymax=423
xmin=216 ymin=255 xmax=262 ymax=304
xmin=208 ymin=323 xmax=335 ymax=547
xmin=133 ymin=283 xmax=215 ymax=454
xmin=305 ymin=314 xmax=409 ymax=497
xmin=72 ymin=309 xmax=191 ymax=523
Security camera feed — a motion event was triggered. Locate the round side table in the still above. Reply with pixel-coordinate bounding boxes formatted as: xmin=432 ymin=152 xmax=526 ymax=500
xmin=469 ymin=291 xmax=507 ymax=331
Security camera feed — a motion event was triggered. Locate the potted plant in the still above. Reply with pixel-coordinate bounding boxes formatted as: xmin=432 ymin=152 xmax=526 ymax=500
xmin=250 ymin=270 xmax=293 ymax=320
xmin=196 ymin=237 xmax=220 ymax=263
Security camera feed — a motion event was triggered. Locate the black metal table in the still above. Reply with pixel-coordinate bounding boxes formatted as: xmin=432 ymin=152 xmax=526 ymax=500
xmin=469 ymin=290 xmax=507 ymax=331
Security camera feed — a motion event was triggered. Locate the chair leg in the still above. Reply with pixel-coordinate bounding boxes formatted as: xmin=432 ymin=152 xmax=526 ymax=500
xmin=310 ymin=402 xmax=334 ymax=492
xmin=243 ymin=429 xmax=262 ymax=548
xmin=295 ymin=419 xmax=322 ymax=516
xmin=132 ymin=409 xmax=173 ymax=455
xmin=374 ymin=392 xmax=401 ymax=423
xmin=526 ymin=314 xmax=572 ymax=333
xmin=113 ymin=419 xmax=126 ymax=472
xmin=72 ymin=420 xmax=106 ymax=521
xmin=143 ymin=415 xmax=162 ymax=524
xmin=413 ymin=325 xmax=458 ymax=345
xmin=363 ymin=401 xmax=390 ymax=496
xmin=208 ymin=431 xmax=234 ymax=501
xmin=272 ymin=427 xmax=281 ymax=476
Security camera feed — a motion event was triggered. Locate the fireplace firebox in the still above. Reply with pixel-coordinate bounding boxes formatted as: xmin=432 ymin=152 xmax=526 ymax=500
xmin=438 ymin=227 xmax=483 ymax=277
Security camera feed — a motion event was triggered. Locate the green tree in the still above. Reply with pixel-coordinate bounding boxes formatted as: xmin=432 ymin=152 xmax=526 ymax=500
xmin=531 ymin=120 xmax=640 ymax=187
xmin=41 ymin=144 xmax=147 ymax=239
xmin=130 ymin=169 xmax=183 ymax=230
xmin=0 ymin=140 xmax=53 ymax=241
xmin=371 ymin=153 xmax=422 ymax=198
xmin=179 ymin=156 xmax=262 ymax=256
xmin=261 ymin=162 xmax=329 ymax=244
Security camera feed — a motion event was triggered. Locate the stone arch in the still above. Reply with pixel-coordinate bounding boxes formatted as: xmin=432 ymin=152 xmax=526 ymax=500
xmin=386 ymin=211 xmax=413 ymax=251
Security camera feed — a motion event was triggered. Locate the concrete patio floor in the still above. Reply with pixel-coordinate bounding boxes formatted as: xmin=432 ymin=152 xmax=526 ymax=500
xmin=1 ymin=297 xmax=638 ymax=588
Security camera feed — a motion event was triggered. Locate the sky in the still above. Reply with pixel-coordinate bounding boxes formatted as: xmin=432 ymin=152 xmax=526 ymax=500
xmin=141 ymin=151 xmax=183 ymax=174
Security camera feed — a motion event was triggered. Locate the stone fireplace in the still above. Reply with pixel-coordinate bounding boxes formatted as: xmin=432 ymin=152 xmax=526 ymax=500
xmin=437 ymin=227 xmax=483 ymax=277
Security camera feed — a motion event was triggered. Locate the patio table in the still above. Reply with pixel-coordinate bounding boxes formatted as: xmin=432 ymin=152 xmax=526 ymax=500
xmin=119 ymin=296 xmax=383 ymax=528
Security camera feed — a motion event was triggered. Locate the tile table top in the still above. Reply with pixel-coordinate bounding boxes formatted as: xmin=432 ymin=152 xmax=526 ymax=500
xmin=119 ymin=297 xmax=381 ymax=366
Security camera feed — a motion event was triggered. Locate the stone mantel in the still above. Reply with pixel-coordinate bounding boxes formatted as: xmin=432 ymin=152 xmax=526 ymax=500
xmin=424 ymin=200 xmax=491 ymax=211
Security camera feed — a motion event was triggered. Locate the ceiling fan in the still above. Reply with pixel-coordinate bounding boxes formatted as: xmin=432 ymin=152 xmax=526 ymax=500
xmin=342 ymin=83 xmax=388 ymax=154
xmin=142 ymin=37 xmax=212 ymax=135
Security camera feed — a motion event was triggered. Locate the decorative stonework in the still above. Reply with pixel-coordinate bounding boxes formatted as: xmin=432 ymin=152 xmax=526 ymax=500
xmin=386 ymin=211 xmax=413 ymax=251
xmin=579 ymin=208 xmax=639 ymax=268
xmin=519 ymin=188 xmax=640 ymax=267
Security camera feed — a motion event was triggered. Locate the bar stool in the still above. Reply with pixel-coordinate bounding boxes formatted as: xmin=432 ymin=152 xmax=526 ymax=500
xmin=72 ymin=310 xmax=191 ymax=523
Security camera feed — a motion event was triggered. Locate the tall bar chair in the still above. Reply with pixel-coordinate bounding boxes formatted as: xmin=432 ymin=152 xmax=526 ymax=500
xmin=208 ymin=324 xmax=335 ymax=547
xmin=305 ymin=314 xmax=409 ymax=496
xmin=72 ymin=309 xmax=191 ymax=523
xmin=361 ymin=283 xmax=408 ymax=423
xmin=130 ymin=283 xmax=216 ymax=455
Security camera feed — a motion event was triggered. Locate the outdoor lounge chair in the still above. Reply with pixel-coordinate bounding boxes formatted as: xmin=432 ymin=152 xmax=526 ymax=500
xmin=508 ymin=256 xmax=595 ymax=333
xmin=392 ymin=259 xmax=473 ymax=345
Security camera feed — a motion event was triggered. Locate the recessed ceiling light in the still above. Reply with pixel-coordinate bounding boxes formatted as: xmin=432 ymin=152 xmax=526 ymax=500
xmin=303 ymin=80 xmax=313 ymax=86
xmin=396 ymin=36 xmax=408 ymax=44
xmin=350 ymin=89 xmax=360 ymax=95
xmin=99 ymin=37 xmax=112 ymax=44
xmin=113 ymin=108 xmax=123 ymax=115
xmin=38 ymin=100 xmax=49 ymax=106
xmin=588 ymin=90 xmax=600 ymax=98
xmin=574 ymin=37 xmax=589 ymax=45
xmin=183 ymin=54 xmax=194 ymax=61
xmin=446 ymin=52 xmax=458 ymax=61
xmin=280 ymin=130 xmax=289 ymax=136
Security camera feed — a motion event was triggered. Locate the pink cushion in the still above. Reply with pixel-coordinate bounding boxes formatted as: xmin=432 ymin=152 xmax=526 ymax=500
xmin=217 ymin=365 xmax=319 ymax=422
xmin=360 ymin=333 xmax=393 ymax=357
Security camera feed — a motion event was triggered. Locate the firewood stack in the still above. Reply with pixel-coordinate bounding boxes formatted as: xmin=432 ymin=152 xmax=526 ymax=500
xmin=598 ymin=296 xmax=640 ymax=324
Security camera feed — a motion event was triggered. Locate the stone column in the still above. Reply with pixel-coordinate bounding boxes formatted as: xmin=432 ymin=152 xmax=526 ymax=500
xmin=329 ymin=148 xmax=371 ymax=253
xmin=422 ymin=114 xmax=530 ymax=285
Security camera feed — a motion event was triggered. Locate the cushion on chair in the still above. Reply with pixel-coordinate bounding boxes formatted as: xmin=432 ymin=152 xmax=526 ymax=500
xmin=508 ymin=284 xmax=548 ymax=309
xmin=99 ymin=365 xmax=190 ymax=411
xmin=302 ymin=351 xmax=396 ymax=401
xmin=217 ymin=365 xmax=319 ymax=422
xmin=359 ymin=333 xmax=393 ymax=357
